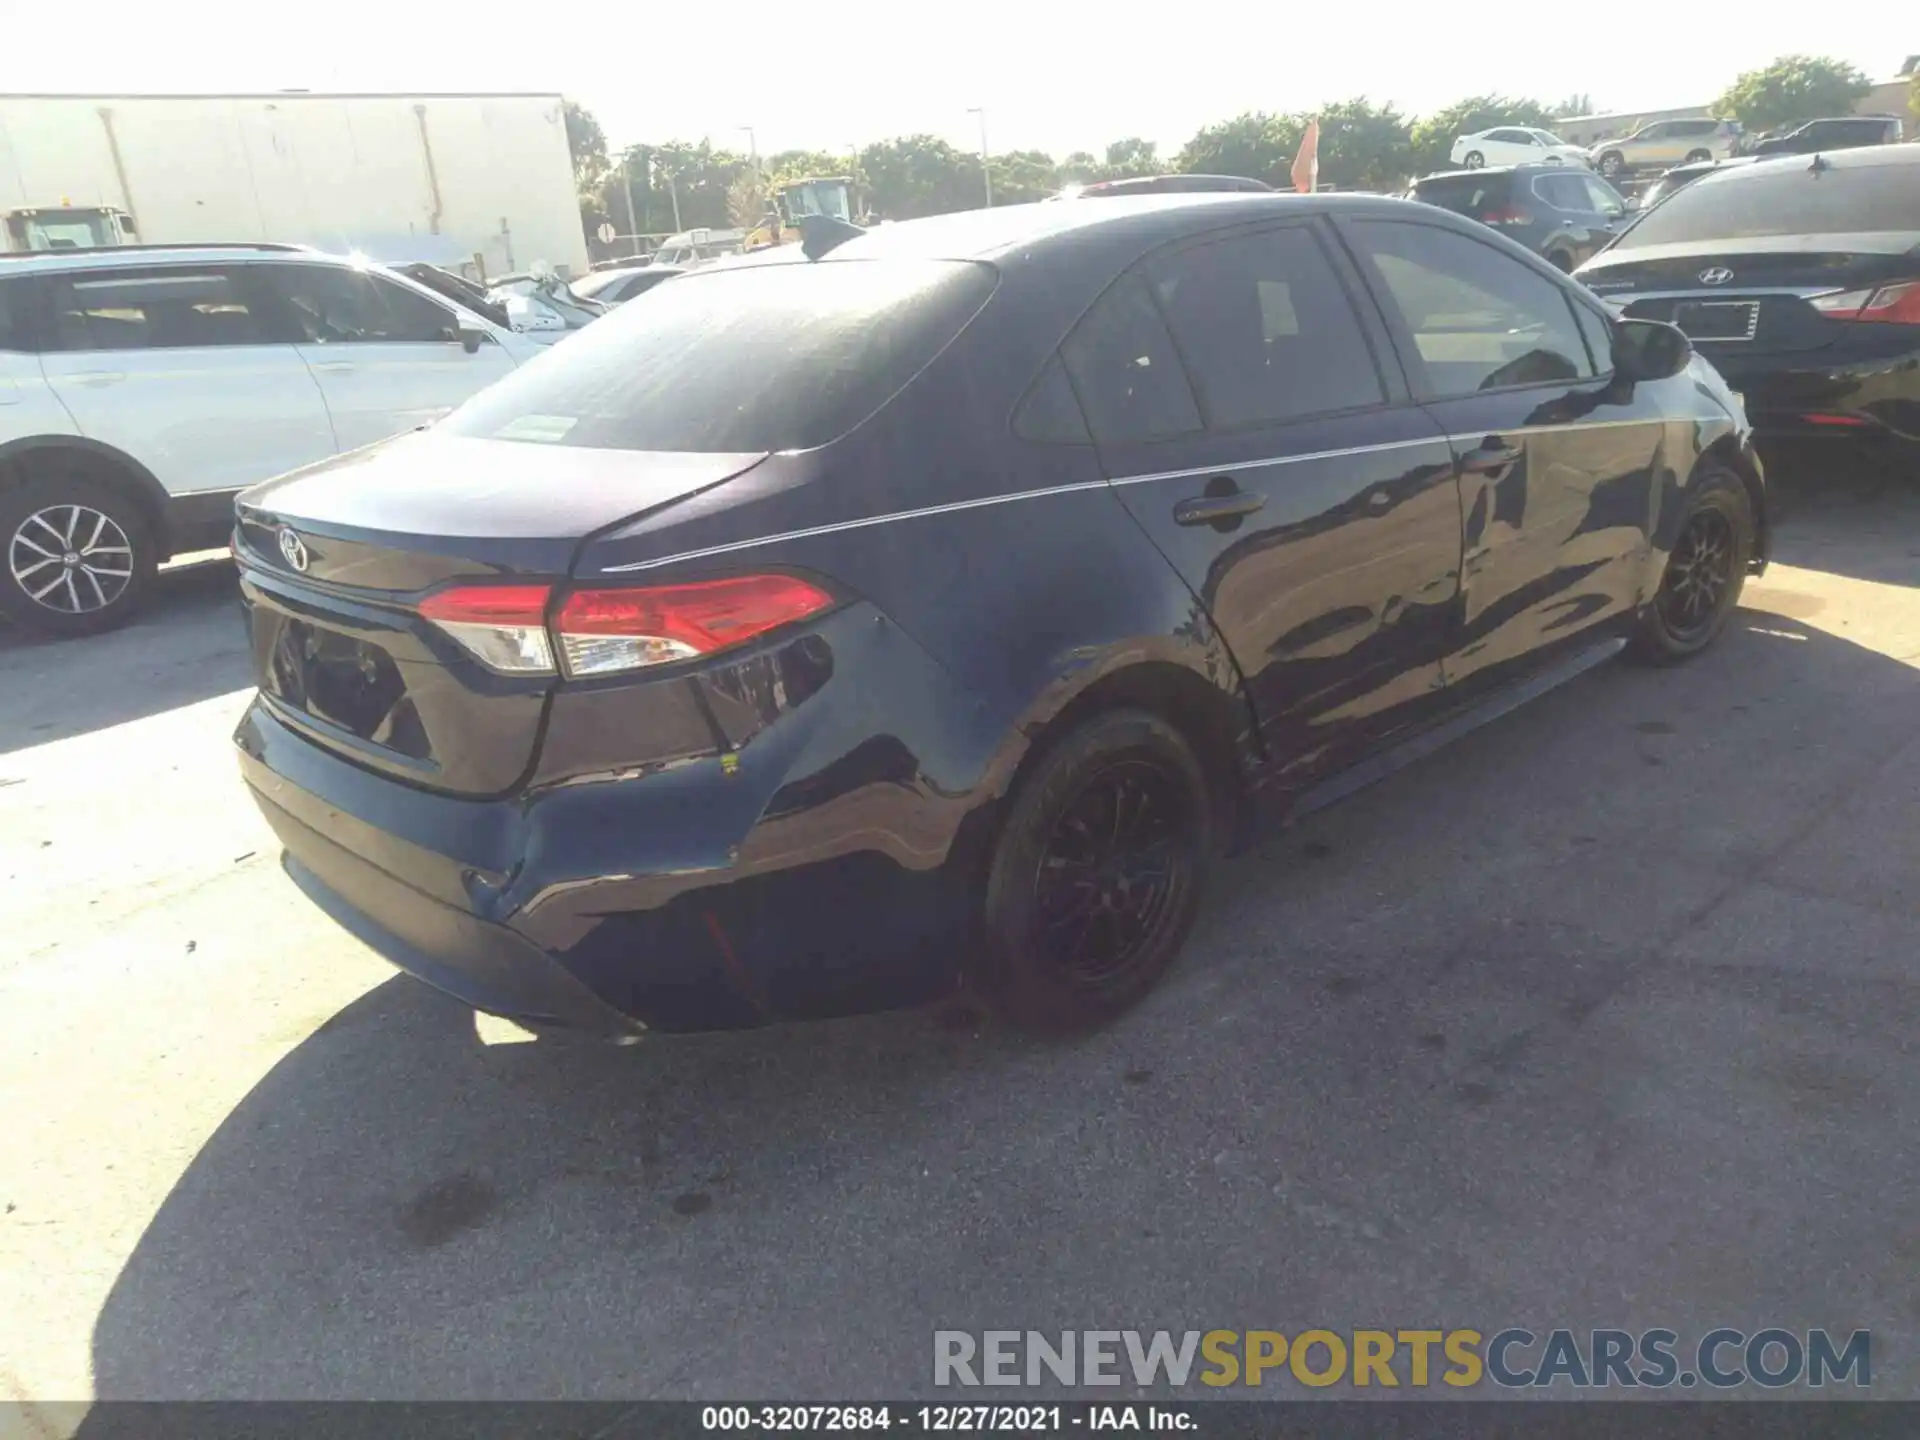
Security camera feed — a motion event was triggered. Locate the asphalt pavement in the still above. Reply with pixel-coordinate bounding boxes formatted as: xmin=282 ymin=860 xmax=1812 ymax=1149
xmin=3 ymin=469 xmax=1919 ymax=1419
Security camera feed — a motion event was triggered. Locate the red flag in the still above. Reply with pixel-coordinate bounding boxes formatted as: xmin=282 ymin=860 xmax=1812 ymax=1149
xmin=1291 ymin=119 xmax=1320 ymax=194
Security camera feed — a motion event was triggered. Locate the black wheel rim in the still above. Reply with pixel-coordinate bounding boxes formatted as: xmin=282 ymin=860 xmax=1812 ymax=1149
xmin=1657 ymin=507 xmax=1736 ymax=641
xmin=1031 ymin=757 xmax=1195 ymax=990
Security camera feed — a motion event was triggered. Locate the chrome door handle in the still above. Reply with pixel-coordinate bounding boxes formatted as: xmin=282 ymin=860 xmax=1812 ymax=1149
xmin=1174 ymin=490 xmax=1266 ymax=527
xmin=1458 ymin=443 xmax=1521 ymax=475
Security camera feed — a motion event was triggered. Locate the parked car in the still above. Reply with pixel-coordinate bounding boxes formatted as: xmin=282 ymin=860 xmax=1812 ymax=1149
xmin=1628 ymin=155 xmax=1767 ymax=212
xmin=569 ymin=263 xmax=686 ymax=305
xmin=649 ymin=228 xmax=747 ymax=267
xmin=1749 ymin=115 xmax=1904 ymax=157
xmin=0 ymin=244 xmax=548 ymax=635
xmin=1578 ymin=145 xmax=1920 ymax=455
xmin=1048 ymin=174 xmax=1274 ymax=199
xmin=1591 ymin=118 xmax=1743 ymax=178
xmin=1409 ymin=164 xmax=1629 ymax=270
xmin=1450 ymin=127 xmax=1589 ymax=169
xmin=231 ymin=192 xmax=1767 ymax=1041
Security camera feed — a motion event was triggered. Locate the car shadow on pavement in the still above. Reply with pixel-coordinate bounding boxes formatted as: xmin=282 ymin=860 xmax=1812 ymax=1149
xmin=1761 ymin=446 xmax=1920 ymax=587
xmin=0 ymin=556 xmax=249 ymax=753
xmin=77 ymin=570 xmax=1920 ymax=1404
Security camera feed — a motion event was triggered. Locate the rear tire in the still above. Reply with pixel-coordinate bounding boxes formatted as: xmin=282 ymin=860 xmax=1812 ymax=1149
xmin=1463 ymin=150 xmax=1485 ymax=169
xmin=973 ymin=709 xmax=1212 ymax=1034
xmin=1598 ymin=150 xmax=1625 ymax=178
xmin=1628 ymin=463 xmax=1753 ymax=665
xmin=1683 ymin=148 xmax=1712 ymax=164
xmin=0 ymin=473 xmax=156 ymax=638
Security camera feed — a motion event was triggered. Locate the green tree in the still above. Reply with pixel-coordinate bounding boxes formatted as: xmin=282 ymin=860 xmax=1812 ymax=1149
xmin=1102 ymin=137 xmax=1161 ymax=178
xmin=1056 ymin=150 xmax=1102 ymax=184
xmin=564 ymin=100 xmax=610 ymax=193
xmin=1713 ymin=55 xmax=1872 ymax=133
xmin=1408 ymin=95 xmax=1560 ymax=175
xmin=1313 ymin=98 xmax=1414 ymax=191
xmin=988 ymin=149 xmax=1061 ymax=205
xmin=1175 ymin=112 xmax=1304 ymax=186
xmin=1552 ymin=94 xmax=1596 ymax=119
xmin=857 ymin=135 xmax=984 ymax=219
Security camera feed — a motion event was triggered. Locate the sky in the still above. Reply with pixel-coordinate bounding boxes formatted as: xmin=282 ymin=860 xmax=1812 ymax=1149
xmin=2 ymin=1 xmax=1909 ymax=161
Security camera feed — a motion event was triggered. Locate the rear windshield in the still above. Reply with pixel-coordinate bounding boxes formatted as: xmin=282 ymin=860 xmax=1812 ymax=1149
xmin=1412 ymin=173 xmax=1512 ymax=218
xmin=1613 ymin=159 xmax=1920 ymax=248
xmin=446 ymin=258 xmax=995 ymax=453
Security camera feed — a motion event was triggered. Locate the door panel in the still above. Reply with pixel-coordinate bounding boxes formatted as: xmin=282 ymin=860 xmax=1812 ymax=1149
xmin=1339 ymin=217 xmax=1667 ymax=700
xmin=39 ymin=266 xmax=336 ymax=494
xmin=1062 ymin=221 xmax=1465 ymax=793
xmin=262 ymin=263 xmax=517 ymax=452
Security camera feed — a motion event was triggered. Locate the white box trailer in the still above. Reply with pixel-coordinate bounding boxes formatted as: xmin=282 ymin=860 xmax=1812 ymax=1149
xmin=0 ymin=91 xmax=587 ymax=276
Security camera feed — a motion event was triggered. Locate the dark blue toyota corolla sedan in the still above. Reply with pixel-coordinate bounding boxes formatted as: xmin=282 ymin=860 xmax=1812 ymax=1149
xmin=233 ymin=194 xmax=1768 ymax=1038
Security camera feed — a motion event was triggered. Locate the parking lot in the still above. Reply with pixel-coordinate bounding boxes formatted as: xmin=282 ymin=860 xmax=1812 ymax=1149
xmin=3 ymin=463 xmax=1919 ymax=1409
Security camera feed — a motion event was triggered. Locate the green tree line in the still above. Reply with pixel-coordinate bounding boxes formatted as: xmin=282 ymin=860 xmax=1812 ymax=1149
xmin=565 ymin=55 xmax=1873 ymax=240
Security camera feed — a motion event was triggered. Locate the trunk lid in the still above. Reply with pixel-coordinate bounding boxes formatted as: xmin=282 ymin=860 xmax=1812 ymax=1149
xmin=236 ymin=431 xmax=767 ymax=796
xmin=1581 ymin=239 xmax=1919 ymax=356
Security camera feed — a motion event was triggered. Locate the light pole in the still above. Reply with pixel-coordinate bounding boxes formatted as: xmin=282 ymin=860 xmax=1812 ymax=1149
xmin=967 ymin=107 xmax=991 ymax=208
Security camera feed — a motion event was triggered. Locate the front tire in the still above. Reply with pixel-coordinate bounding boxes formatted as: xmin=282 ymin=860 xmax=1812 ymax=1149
xmin=974 ymin=709 xmax=1212 ymax=1034
xmin=1598 ymin=150 xmax=1625 ymax=178
xmin=1463 ymin=150 xmax=1485 ymax=169
xmin=0 ymin=474 xmax=156 ymax=638
xmin=1629 ymin=464 xmax=1753 ymax=665
xmin=1683 ymin=148 xmax=1712 ymax=164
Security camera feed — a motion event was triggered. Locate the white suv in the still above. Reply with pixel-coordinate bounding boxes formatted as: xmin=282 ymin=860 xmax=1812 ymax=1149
xmin=0 ymin=243 xmax=545 ymax=636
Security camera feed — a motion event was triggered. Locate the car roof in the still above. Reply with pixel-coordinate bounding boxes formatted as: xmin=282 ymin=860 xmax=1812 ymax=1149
xmin=0 ymin=242 xmax=364 ymax=275
xmin=1688 ymin=140 xmax=1920 ymax=189
xmin=806 ymin=193 xmax=1434 ymax=267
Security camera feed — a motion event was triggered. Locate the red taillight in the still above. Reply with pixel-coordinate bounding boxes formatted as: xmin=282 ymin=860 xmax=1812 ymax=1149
xmin=555 ymin=575 xmax=835 ymax=677
xmin=417 ymin=575 xmax=835 ymax=678
xmin=419 ymin=583 xmax=556 ymax=674
xmin=1809 ymin=280 xmax=1920 ymax=325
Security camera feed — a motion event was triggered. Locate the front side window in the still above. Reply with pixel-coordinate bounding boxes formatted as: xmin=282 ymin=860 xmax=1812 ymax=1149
xmin=1579 ymin=174 xmax=1627 ymax=215
xmin=1351 ymin=221 xmax=1595 ymax=398
xmin=1531 ymin=173 xmax=1589 ymax=211
xmin=268 ymin=265 xmax=460 ymax=344
xmin=49 ymin=268 xmax=267 ymax=351
xmin=1059 ymin=273 xmax=1201 ymax=444
xmin=1144 ymin=226 xmax=1385 ymax=429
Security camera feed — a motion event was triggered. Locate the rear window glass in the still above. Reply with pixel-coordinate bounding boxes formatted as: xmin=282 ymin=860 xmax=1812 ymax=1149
xmin=1413 ymin=174 xmax=1513 ymax=219
xmin=1614 ymin=160 xmax=1920 ymax=247
xmin=446 ymin=259 xmax=995 ymax=453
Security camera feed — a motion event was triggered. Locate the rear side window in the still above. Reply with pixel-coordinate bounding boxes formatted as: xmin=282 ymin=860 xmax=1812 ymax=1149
xmin=0 ymin=278 xmax=28 ymax=351
xmin=1146 ymin=227 xmax=1385 ymax=428
xmin=1531 ymin=173 xmax=1590 ymax=210
xmin=1613 ymin=160 xmax=1920 ymax=247
xmin=1413 ymin=174 xmax=1513 ymax=221
xmin=1351 ymin=221 xmax=1595 ymax=397
xmin=447 ymin=258 xmax=996 ymax=453
xmin=1059 ymin=274 xmax=1201 ymax=444
xmin=49 ymin=268 xmax=267 ymax=350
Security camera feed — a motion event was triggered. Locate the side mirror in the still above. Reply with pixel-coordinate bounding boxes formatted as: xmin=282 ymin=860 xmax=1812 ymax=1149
xmin=1612 ymin=317 xmax=1690 ymax=382
xmin=457 ymin=318 xmax=488 ymax=354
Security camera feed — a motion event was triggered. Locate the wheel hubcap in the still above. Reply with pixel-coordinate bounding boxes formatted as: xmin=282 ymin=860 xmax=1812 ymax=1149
xmin=1032 ymin=758 xmax=1193 ymax=987
xmin=8 ymin=504 xmax=135 ymax=615
xmin=1657 ymin=508 xmax=1735 ymax=639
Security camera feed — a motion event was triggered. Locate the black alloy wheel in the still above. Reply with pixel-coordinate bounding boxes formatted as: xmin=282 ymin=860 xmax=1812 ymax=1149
xmin=1033 ymin=757 xmax=1193 ymax=989
xmin=976 ymin=709 xmax=1211 ymax=1032
xmin=1630 ymin=464 xmax=1753 ymax=664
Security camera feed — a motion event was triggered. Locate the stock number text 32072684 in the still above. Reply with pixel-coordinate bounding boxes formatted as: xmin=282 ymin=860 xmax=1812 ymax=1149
xmin=701 ymin=1406 xmax=1070 ymax=1431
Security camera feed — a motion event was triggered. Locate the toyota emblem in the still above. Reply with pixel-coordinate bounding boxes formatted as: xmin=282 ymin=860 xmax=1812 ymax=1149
xmin=278 ymin=528 xmax=310 ymax=572
xmin=1699 ymin=266 xmax=1735 ymax=286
